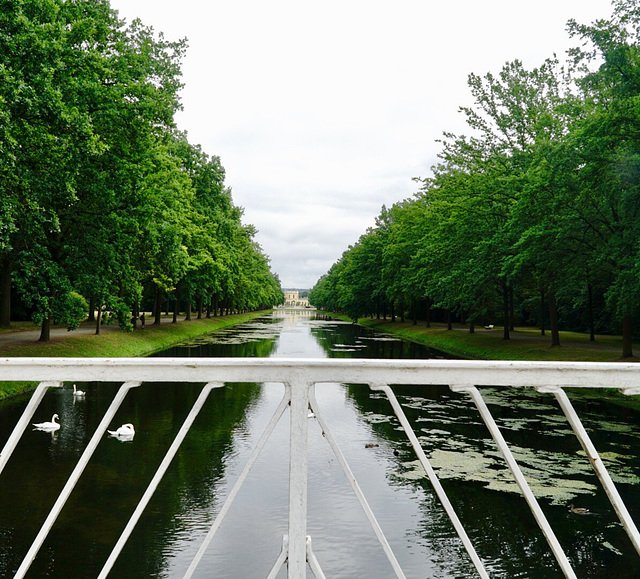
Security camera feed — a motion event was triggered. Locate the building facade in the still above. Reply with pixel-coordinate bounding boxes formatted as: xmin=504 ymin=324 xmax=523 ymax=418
xmin=283 ymin=290 xmax=310 ymax=308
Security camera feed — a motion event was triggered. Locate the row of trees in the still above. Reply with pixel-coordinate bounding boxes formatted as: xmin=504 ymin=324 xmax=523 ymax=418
xmin=310 ymin=0 xmax=640 ymax=357
xmin=0 ymin=0 xmax=283 ymax=340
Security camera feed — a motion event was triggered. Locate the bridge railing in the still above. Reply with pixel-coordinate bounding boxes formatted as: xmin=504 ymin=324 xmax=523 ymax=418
xmin=1 ymin=357 xmax=639 ymax=578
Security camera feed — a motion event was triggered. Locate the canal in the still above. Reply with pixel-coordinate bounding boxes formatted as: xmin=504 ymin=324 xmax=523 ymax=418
xmin=1 ymin=311 xmax=639 ymax=577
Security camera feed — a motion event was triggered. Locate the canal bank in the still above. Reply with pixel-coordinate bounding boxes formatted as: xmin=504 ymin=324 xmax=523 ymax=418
xmin=2 ymin=312 xmax=638 ymax=577
xmin=0 ymin=310 xmax=271 ymax=399
xmin=329 ymin=313 xmax=639 ymax=363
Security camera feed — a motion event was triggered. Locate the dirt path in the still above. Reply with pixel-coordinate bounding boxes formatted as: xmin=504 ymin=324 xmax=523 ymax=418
xmin=0 ymin=316 xmax=157 ymax=348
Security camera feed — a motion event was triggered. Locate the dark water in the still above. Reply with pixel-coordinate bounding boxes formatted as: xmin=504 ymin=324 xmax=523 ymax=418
xmin=1 ymin=311 xmax=639 ymax=577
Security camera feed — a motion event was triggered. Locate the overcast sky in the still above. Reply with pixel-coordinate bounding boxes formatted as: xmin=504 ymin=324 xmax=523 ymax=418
xmin=110 ymin=0 xmax=613 ymax=289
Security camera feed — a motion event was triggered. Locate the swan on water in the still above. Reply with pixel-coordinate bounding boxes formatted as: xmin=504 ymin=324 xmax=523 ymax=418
xmin=73 ymin=384 xmax=86 ymax=397
xmin=33 ymin=414 xmax=60 ymax=431
xmin=108 ymin=423 xmax=135 ymax=439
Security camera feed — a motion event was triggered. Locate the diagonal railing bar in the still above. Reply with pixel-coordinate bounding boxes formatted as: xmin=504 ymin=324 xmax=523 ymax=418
xmin=0 ymin=380 xmax=62 ymax=476
xmin=371 ymin=383 xmax=489 ymax=579
xmin=14 ymin=381 xmax=142 ymax=579
xmin=537 ymin=385 xmax=640 ymax=556
xmin=98 ymin=382 xmax=224 ymax=579
xmin=267 ymin=534 xmax=290 ymax=579
xmin=451 ymin=384 xmax=577 ymax=579
xmin=309 ymin=386 xmax=407 ymax=579
xmin=306 ymin=536 xmax=327 ymax=579
xmin=184 ymin=385 xmax=291 ymax=579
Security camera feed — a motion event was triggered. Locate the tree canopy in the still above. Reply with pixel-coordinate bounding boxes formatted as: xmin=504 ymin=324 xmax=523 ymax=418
xmin=0 ymin=0 xmax=283 ymax=339
xmin=310 ymin=0 xmax=640 ymax=357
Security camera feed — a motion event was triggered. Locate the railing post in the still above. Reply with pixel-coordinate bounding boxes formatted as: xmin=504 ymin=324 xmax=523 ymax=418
xmin=287 ymin=381 xmax=311 ymax=578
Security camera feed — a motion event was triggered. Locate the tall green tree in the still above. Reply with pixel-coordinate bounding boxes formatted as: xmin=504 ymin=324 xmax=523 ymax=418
xmin=564 ymin=0 xmax=640 ymax=356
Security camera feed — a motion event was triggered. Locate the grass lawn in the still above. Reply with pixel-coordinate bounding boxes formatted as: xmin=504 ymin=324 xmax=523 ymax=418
xmin=0 ymin=310 xmax=270 ymax=399
xmin=347 ymin=316 xmax=638 ymax=363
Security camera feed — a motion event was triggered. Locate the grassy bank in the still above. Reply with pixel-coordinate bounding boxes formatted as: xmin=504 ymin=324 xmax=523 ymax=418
xmin=328 ymin=314 xmax=640 ymax=410
xmin=328 ymin=314 xmax=638 ymax=363
xmin=0 ymin=310 xmax=270 ymax=399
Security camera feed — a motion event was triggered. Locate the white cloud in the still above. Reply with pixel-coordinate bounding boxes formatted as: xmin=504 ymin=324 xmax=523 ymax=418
xmin=110 ymin=0 xmax=614 ymax=289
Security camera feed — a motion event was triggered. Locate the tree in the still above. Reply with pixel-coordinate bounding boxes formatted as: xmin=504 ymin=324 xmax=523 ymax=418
xmin=565 ymin=0 xmax=640 ymax=356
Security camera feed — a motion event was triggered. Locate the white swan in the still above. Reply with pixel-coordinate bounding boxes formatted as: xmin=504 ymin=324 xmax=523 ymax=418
xmin=108 ymin=423 xmax=135 ymax=438
xmin=33 ymin=414 xmax=60 ymax=431
xmin=73 ymin=384 xmax=86 ymax=397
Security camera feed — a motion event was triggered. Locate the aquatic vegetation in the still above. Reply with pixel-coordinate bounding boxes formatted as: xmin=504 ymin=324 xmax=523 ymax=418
xmin=601 ymin=541 xmax=623 ymax=556
xmin=395 ymin=448 xmax=598 ymax=505
xmin=362 ymin=412 xmax=395 ymax=424
xmin=360 ymin=385 xmax=640 ymax=506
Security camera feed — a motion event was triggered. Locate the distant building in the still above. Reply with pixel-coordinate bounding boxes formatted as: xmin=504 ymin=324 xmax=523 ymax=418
xmin=283 ymin=289 xmax=310 ymax=308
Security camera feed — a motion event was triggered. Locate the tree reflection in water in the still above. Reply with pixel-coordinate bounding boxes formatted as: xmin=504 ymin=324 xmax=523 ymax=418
xmin=0 ymin=313 xmax=638 ymax=577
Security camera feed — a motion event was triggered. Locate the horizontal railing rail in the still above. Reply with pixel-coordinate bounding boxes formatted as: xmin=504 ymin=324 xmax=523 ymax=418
xmin=1 ymin=357 xmax=639 ymax=578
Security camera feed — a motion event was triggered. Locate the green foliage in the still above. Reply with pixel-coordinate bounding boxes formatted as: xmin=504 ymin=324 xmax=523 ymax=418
xmin=311 ymin=1 xmax=640 ymax=357
xmin=0 ymin=0 xmax=282 ymax=338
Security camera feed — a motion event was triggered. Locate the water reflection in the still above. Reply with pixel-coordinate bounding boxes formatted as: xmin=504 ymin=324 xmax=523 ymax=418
xmin=0 ymin=380 xmax=264 ymax=577
xmin=308 ymin=317 xmax=459 ymax=359
xmin=1 ymin=313 xmax=639 ymax=578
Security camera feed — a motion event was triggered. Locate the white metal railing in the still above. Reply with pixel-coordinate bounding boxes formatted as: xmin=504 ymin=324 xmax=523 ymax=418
xmin=1 ymin=357 xmax=639 ymax=578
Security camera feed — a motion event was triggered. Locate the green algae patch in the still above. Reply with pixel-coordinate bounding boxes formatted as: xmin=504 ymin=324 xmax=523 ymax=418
xmin=395 ymin=448 xmax=598 ymax=505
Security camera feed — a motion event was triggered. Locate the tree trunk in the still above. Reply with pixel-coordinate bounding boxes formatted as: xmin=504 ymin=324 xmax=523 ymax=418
xmin=540 ymin=288 xmax=545 ymax=336
xmin=197 ymin=297 xmax=203 ymax=319
xmin=39 ymin=315 xmax=51 ymax=342
xmin=548 ymin=290 xmax=560 ymax=346
xmin=0 ymin=256 xmax=11 ymax=328
xmin=173 ymin=287 xmax=179 ymax=323
xmin=153 ymin=285 xmax=162 ymax=325
xmin=213 ymin=294 xmax=219 ymax=317
xmin=185 ymin=298 xmax=192 ymax=321
xmin=390 ymin=303 xmax=396 ymax=322
xmin=622 ymin=315 xmax=633 ymax=358
xmin=95 ymin=307 xmax=101 ymax=335
xmin=587 ymin=283 xmax=595 ymax=342
xmin=88 ymin=296 xmax=95 ymax=322
xmin=502 ymin=282 xmax=510 ymax=340
xmin=509 ymin=286 xmax=515 ymax=332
